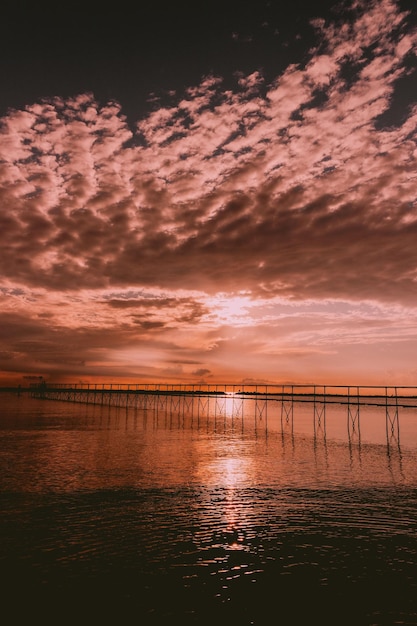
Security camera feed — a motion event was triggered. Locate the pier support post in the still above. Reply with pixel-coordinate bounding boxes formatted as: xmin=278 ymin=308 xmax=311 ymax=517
xmin=313 ymin=386 xmax=326 ymax=439
xmin=347 ymin=386 xmax=361 ymax=443
xmin=254 ymin=386 xmax=268 ymax=425
xmin=280 ymin=386 xmax=294 ymax=432
xmin=385 ymin=387 xmax=400 ymax=447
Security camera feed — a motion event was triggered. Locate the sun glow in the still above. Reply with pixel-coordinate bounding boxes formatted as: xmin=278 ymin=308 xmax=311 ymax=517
xmin=207 ymin=294 xmax=255 ymax=325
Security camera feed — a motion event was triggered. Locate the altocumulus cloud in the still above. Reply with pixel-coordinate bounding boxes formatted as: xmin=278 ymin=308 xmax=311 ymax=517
xmin=1 ymin=0 xmax=417 ymax=384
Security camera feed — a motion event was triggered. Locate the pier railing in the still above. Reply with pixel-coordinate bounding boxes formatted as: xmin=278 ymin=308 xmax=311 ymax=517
xmin=28 ymin=382 xmax=417 ymax=401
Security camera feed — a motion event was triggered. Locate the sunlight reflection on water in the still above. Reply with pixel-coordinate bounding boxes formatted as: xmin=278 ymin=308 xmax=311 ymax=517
xmin=1 ymin=393 xmax=417 ymax=624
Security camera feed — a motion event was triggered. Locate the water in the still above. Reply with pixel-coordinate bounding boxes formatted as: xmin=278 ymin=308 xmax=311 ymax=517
xmin=1 ymin=392 xmax=417 ymax=625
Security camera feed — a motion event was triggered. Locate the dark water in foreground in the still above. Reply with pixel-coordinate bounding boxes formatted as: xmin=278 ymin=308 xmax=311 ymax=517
xmin=1 ymin=393 xmax=417 ymax=625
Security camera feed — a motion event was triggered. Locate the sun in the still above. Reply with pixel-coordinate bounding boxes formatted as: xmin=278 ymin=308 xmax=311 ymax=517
xmin=207 ymin=293 xmax=255 ymax=326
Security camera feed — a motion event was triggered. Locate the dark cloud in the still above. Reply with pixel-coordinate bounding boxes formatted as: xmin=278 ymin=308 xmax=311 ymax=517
xmin=192 ymin=368 xmax=212 ymax=377
xmin=134 ymin=320 xmax=166 ymax=330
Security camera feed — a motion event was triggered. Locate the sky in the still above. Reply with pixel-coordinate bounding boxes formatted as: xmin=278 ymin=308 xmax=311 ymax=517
xmin=1 ymin=0 xmax=417 ymax=387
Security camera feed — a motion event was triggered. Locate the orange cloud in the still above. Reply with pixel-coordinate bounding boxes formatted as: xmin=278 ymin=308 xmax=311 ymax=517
xmin=1 ymin=0 xmax=417 ymax=386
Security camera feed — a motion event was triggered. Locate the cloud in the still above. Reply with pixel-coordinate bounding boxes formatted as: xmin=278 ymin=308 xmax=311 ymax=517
xmin=1 ymin=0 xmax=417 ymax=384
xmin=192 ymin=368 xmax=211 ymax=377
xmin=1 ymin=1 xmax=416 ymax=304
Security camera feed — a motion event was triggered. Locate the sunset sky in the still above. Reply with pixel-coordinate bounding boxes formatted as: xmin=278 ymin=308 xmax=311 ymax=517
xmin=1 ymin=0 xmax=417 ymax=387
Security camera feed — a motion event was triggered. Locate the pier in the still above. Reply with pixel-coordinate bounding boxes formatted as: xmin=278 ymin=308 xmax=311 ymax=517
xmin=28 ymin=383 xmax=417 ymax=447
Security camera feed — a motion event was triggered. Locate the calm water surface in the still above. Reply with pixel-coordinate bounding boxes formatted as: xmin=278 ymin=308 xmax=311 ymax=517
xmin=1 ymin=392 xmax=417 ymax=625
